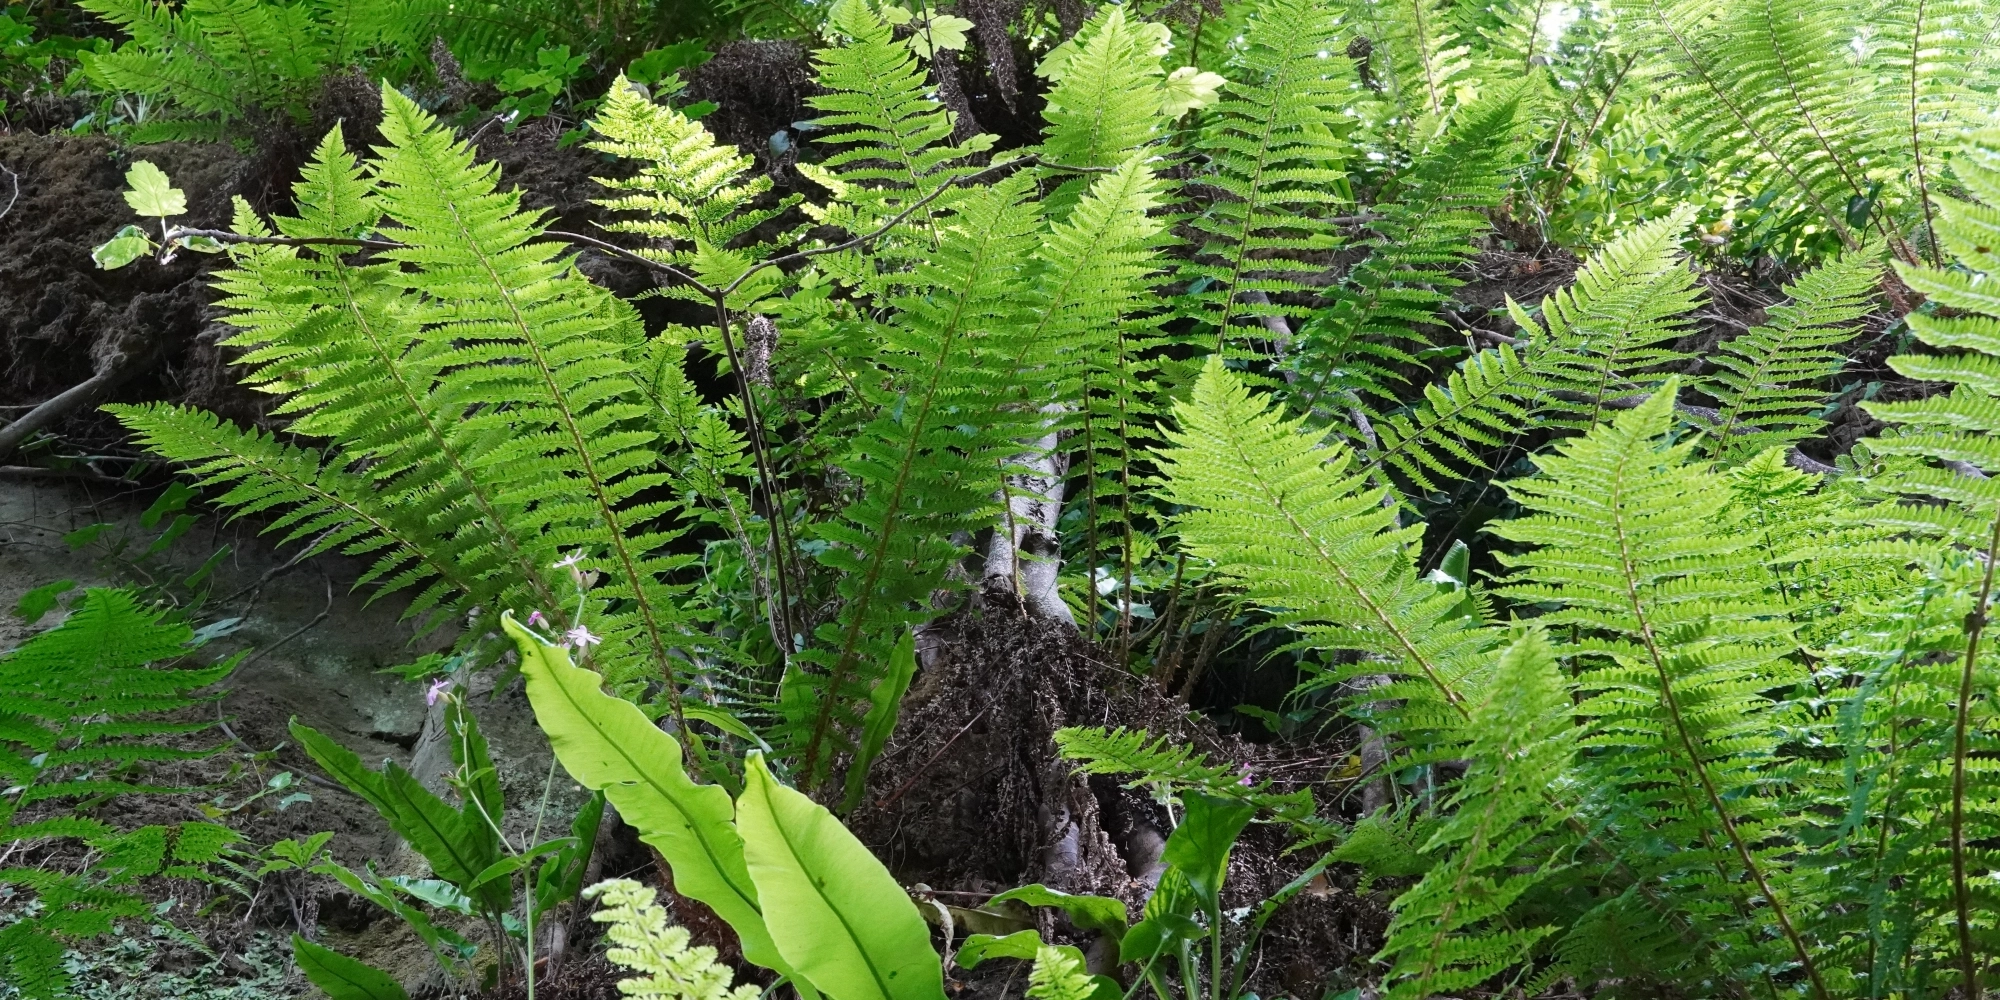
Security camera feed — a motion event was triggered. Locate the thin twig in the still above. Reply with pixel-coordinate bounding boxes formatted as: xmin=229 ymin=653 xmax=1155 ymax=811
xmin=874 ymin=704 xmax=993 ymax=811
xmin=159 ymin=227 xmax=404 ymax=252
xmin=236 ymin=569 xmax=334 ymax=670
xmin=0 ymin=163 xmax=19 ymax=224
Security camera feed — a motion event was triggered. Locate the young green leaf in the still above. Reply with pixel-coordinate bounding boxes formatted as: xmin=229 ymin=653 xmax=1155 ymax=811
xmin=92 ymin=224 xmax=153 ymax=269
xmin=841 ymin=630 xmax=919 ymax=812
xmin=954 ymin=930 xmax=1046 ymax=968
xmin=737 ymin=752 xmax=946 ymax=1000
xmin=987 ymin=885 xmax=1128 ymax=937
xmin=122 ymin=160 xmax=186 ymax=219
xmin=1161 ymin=792 xmax=1257 ymax=911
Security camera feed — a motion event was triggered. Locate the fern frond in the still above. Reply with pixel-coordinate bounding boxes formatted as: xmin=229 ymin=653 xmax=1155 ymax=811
xmin=205 ymin=130 xmax=562 ymax=620
xmin=1488 ymin=383 xmax=1829 ymax=995
xmin=1511 ymin=207 xmax=1705 ymax=433
xmin=0 ymin=590 xmax=231 ymax=829
xmin=589 ymin=80 xmax=798 ymax=270
xmin=1035 ymin=6 xmax=1177 ymax=171
xmin=790 ymin=172 xmax=1047 ymax=782
xmin=1026 ymin=945 xmax=1098 ymax=1000
xmin=368 ymin=88 xmax=699 ymax=692
xmin=1700 ymin=250 xmax=1881 ymax=464
xmin=1864 ymin=127 xmax=2000 ymax=523
xmin=1177 ymin=0 xmax=1355 ymax=355
xmin=1378 ymin=628 xmax=1575 ymax=1000
xmin=804 ymin=0 xmax=994 ymax=278
xmin=77 ymin=0 xmax=334 ymax=126
xmin=106 ymin=403 xmax=472 ymax=615
xmin=1156 ymin=359 xmax=1494 ymax=743
xmin=1292 ymin=88 xmax=1529 ymax=423
xmin=585 ymin=879 xmax=761 ymax=1000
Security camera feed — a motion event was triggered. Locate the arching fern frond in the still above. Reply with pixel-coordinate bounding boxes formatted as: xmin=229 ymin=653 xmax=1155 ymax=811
xmin=588 ymin=77 xmax=798 ymax=293
xmin=1488 ymin=384 xmax=1829 ymax=997
xmin=1362 ymin=209 xmax=1701 ymax=492
xmin=1377 ymin=628 xmax=1575 ymax=1000
xmin=1511 ymin=207 xmax=1704 ymax=433
xmin=1292 ymin=88 xmax=1529 ymax=422
xmin=1699 ymin=250 xmax=1881 ymax=465
xmin=803 ymin=0 xmax=995 ymax=285
xmin=1157 ymin=359 xmax=1494 ymax=746
xmin=789 ymin=172 xmax=1047 ymax=784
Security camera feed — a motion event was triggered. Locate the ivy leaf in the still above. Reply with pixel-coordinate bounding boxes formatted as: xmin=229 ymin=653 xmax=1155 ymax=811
xmin=122 ymin=160 xmax=186 ymax=218
xmin=93 ymin=224 xmax=154 ymax=269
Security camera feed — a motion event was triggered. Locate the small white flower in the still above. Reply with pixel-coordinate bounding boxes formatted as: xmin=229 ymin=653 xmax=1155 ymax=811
xmin=566 ymin=626 xmax=602 ymax=649
xmin=553 ymin=551 xmax=587 ymax=570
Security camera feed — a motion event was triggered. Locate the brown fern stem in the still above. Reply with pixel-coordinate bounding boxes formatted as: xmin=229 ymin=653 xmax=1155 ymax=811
xmin=1949 ymin=506 xmax=2000 ymax=999
xmin=1908 ymin=0 xmax=1944 ymax=268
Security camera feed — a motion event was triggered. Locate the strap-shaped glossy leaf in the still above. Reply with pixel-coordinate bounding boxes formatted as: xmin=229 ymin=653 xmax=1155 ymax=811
xmin=291 ymin=935 xmax=410 ymax=1000
xmin=738 ymin=751 xmax=946 ymax=1000
xmin=504 ymin=614 xmax=795 ymax=982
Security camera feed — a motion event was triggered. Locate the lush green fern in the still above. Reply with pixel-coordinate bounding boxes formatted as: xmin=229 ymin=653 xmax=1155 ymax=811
xmin=113 ymin=88 xmax=703 ymax=703
xmin=787 ymin=171 xmax=1046 ymax=781
xmin=588 ymin=78 xmax=799 ymax=300
xmin=0 ymin=588 xmax=242 ymax=1000
xmin=1489 ymin=383 xmax=1829 ymax=997
xmin=800 ymin=0 xmax=994 ymax=285
xmin=585 ymin=879 xmax=762 ymax=1000
xmin=1842 ymin=125 xmax=2000 ymax=996
xmin=1156 ymin=359 xmax=1495 ymax=747
xmin=1290 ymin=88 xmax=1530 ymax=426
xmin=1360 ymin=210 xmax=1709 ymax=490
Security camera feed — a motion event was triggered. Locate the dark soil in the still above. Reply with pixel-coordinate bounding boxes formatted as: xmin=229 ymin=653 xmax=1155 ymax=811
xmin=851 ymin=605 xmax=1385 ymax=998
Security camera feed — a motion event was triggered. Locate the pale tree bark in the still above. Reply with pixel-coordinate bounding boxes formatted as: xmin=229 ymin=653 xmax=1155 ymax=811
xmin=982 ymin=405 xmax=1077 ymax=628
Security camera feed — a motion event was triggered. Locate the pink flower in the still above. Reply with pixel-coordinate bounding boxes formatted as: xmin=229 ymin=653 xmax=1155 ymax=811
xmin=566 ymin=626 xmax=602 ymax=650
xmin=1237 ymin=765 xmax=1255 ymax=787
xmin=527 ymin=610 xmax=548 ymax=628
xmin=425 ymin=678 xmax=453 ymax=706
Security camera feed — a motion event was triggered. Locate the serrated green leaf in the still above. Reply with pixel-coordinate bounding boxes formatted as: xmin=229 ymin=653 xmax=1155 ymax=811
xmin=123 ymin=161 xmax=186 ymax=218
xmin=93 ymin=226 xmax=153 ymax=269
